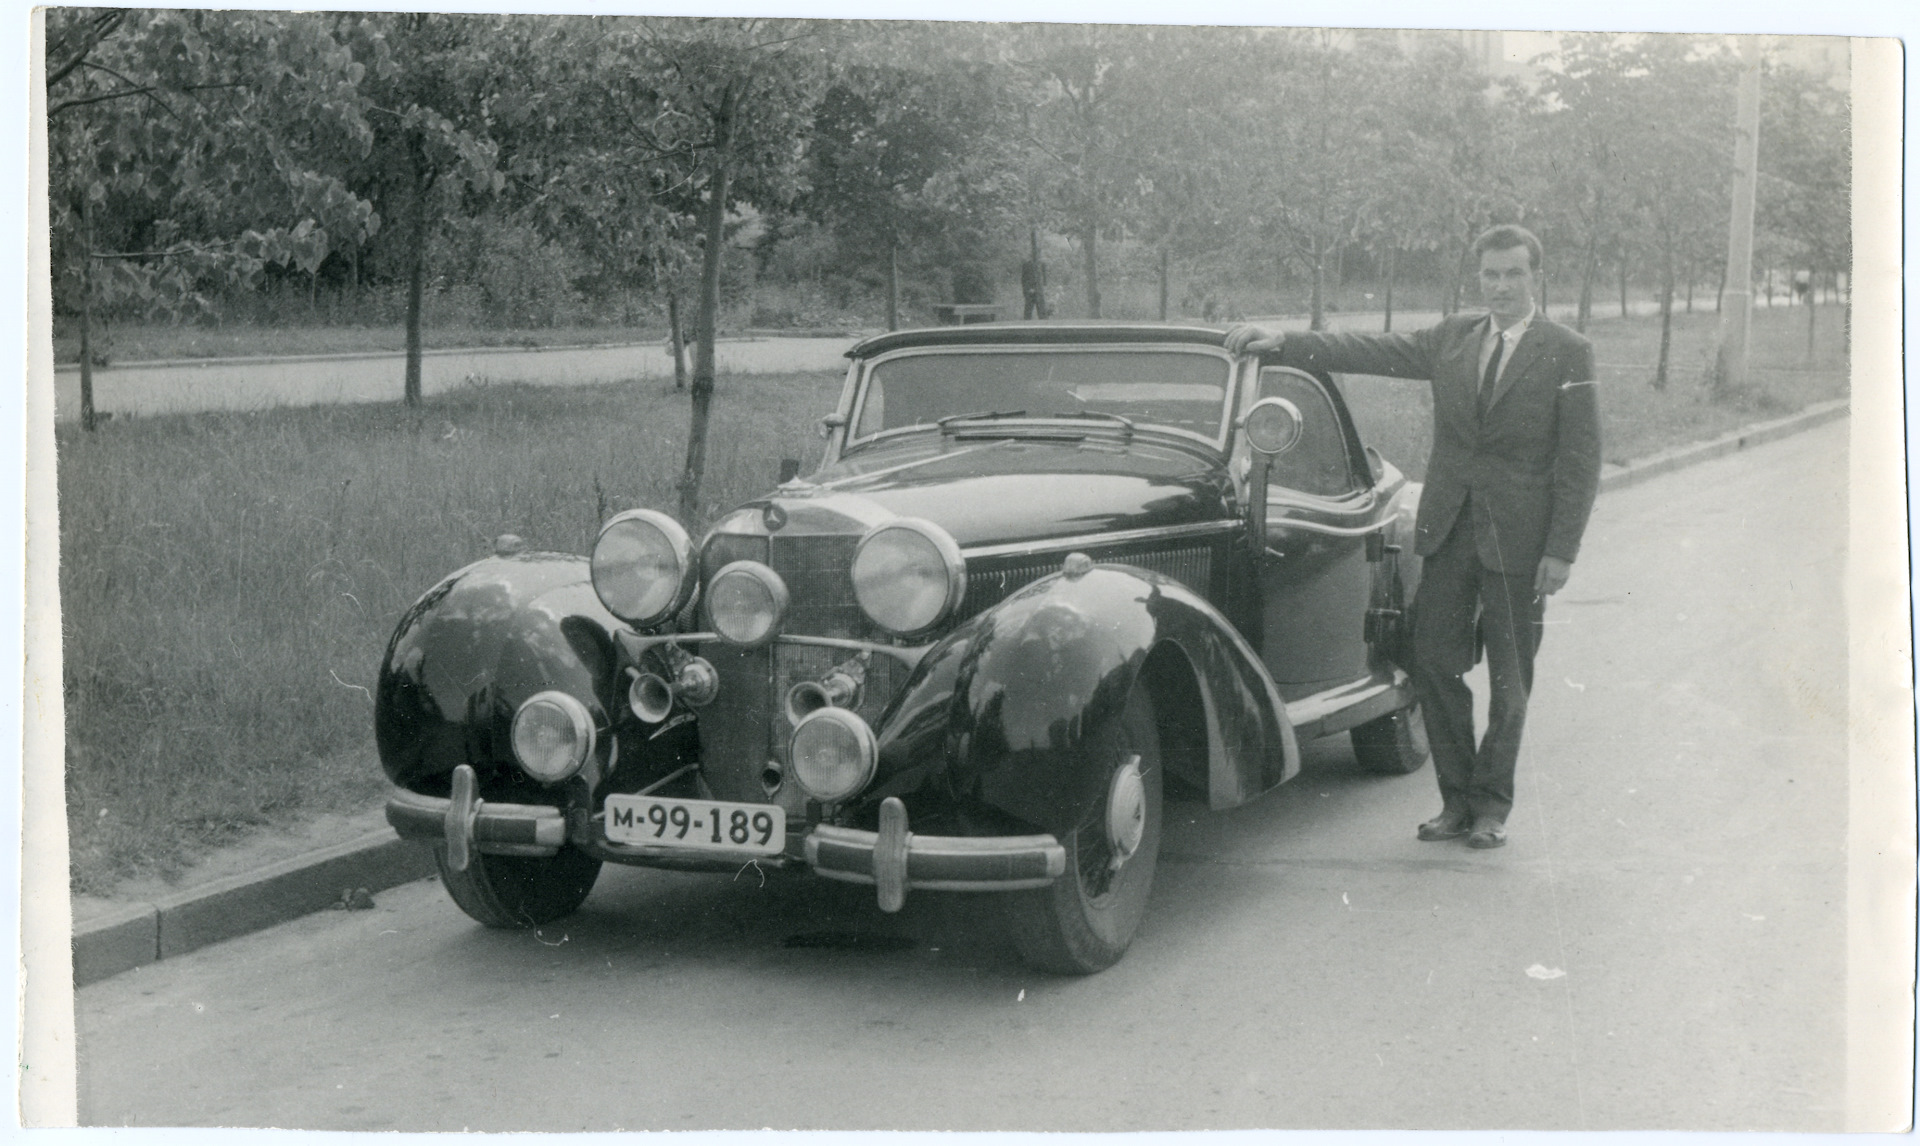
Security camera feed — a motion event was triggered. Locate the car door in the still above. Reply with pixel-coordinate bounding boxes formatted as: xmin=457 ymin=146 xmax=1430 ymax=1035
xmin=1249 ymin=367 xmax=1380 ymax=698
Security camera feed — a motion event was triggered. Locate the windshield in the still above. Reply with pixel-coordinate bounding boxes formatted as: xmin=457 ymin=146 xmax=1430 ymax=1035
xmin=851 ymin=349 xmax=1233 ymax=446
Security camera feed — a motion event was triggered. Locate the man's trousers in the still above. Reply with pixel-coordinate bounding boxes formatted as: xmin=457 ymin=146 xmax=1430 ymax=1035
xmin=1409 ymin=516 xmax=1546 ymax=824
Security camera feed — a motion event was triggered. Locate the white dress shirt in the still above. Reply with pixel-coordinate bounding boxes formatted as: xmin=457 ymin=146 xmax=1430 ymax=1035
xmin=1476 ymin=305 xmax=1536 ymax=389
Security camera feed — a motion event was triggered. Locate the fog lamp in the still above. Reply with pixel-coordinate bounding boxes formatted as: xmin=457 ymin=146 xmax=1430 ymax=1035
xmin=789 ymin=707 xmax=878 ymax=803
xmin=510 ymin=690 xmax=596 ymax=784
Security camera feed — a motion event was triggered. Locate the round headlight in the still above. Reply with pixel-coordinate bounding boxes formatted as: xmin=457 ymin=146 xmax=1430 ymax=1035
xmin=1244 ymin=397 xmax=1304 ymax=456
xmin=789 ymin=707 xmax=878 ymax=803
xmin=510 ymin=690 xmax=596 ymax=784
xmin=707 ymin=561 xmax=789 ymax=647
xmin=591 ymin=510 xmax=696 ymax=627
xmin=851 ymin=519 xmax=965 ymax=637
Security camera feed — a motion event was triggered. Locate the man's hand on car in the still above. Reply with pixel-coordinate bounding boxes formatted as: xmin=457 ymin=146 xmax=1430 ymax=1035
xmin=1224 ymin=324 xmax=1285 ymax=356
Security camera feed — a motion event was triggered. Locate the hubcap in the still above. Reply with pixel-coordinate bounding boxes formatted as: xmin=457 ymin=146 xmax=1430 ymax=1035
xmin=1105 ymin=754 xmax=1146 ymax=871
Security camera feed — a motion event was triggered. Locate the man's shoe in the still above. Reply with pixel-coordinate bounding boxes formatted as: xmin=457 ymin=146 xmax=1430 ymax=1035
xmin=1466 ymin=818 xmax=1508 ymax=849
xmin=1416 ymin=811 xmax=1472 ymax=841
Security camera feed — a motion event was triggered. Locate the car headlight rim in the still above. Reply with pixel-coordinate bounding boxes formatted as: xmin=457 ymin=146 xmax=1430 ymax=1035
xmin=510 ymin=690 xmax=597 ymax=784
xmin=851 ymin=517 xmax=966 ymax=638
xmin=590 ymin=509 xmax=696 ymax=628
xmin=789 ymin=706 xmax=878 ymax=803
xmin=706 ymin=560 xmax=790 ymax=648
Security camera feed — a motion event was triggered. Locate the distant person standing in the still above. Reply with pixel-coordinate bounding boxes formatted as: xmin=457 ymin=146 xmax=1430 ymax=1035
xmin=1226 ymin=225 xmax=1601 ymax=850
xmin=1021 ymin=255 xmax=1050 ymax=319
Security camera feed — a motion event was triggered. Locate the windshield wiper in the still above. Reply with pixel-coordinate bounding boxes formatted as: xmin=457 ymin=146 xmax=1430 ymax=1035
xmin=1048 ymin=410 xmax=1136 ymax=439
xmin=938 ymin=409 xmax=1027 ymax=430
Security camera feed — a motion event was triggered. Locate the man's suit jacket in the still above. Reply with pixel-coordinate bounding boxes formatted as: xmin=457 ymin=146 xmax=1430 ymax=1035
xmin=1277 ymin=313 xmax=1601 ymax=576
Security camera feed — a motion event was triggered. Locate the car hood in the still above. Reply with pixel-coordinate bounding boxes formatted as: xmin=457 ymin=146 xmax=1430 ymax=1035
xmin=737 ymin=435 xmax=1231 ymax=550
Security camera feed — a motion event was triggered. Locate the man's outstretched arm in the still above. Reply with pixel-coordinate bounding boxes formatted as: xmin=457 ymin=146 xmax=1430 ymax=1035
xmin=1227 ymin=322 xmax=1445 ymax=381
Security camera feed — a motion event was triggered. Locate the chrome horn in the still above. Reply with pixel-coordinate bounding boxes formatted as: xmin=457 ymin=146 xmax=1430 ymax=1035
xmin=784 ymin=656 xmax=867 ymax=726
xmin=625 ymin=649 xmax=719 ymax=724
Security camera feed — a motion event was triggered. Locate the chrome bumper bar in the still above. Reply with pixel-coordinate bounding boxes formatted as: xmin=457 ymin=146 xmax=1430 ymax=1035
xmin=387 ymin=777 xmax=568 ymax=865
xmin=805 ymin=797 xmax=1066 ymax=912
xmin=392 ymin=778 xmax=1065 ymax=912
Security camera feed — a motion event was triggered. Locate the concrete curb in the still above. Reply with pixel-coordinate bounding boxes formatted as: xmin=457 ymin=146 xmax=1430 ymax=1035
xmin=73 ymin=830 xmax=437 ymax=987
xmin=70 ymin=398 xmax=1851 ymax=988
xmin=1596 ymin=398 xmax=1849 ymax=494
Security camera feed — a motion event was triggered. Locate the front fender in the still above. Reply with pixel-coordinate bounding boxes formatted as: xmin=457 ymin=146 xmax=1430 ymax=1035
xmin=862 ymin=563 xmax=1298 ymax=839
xmin=375 ymin=553 xmax=626 ymax=793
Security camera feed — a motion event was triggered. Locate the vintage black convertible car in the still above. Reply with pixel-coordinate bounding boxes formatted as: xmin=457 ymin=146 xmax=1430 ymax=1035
xmin=377 ymin=324 xmax=1429 ymax=973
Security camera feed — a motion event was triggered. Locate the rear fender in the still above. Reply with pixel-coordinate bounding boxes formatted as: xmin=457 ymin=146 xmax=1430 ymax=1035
xmin=863 ymin=564 xmax=1298 ymax=837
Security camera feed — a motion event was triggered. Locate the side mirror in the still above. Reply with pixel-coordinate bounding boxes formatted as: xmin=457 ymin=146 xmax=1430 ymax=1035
xmin=819 ymin=412 xmax=847 ymax=440
xmin=1242 ymin=397 xmax=1304 ymax=456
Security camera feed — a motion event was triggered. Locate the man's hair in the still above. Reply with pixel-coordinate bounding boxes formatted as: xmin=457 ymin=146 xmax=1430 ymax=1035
xmin=1472 ymin=224 xmax=1544 ymax=271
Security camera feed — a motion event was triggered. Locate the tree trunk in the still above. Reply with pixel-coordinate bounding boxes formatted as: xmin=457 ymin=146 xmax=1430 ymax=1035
xmin=1028 ymin=225 xmax=1049 ymax=319
xmin=1577 ymin=238 xmax=1597 ymax=333
xmin=1309 ymin=248 xmax=1325 ymax=332
xmin=885 ymin=236 xmax=899 ymax=331
xmin=1618 ymin=258 xmax=1628 ymax=318
xmin=1716 ymin=259 xmax=1727 ymax=313
xmin=403 ymin=141 xmax=430 ymax=409
xmin=667 ymin=291 xmax=687 ymax=391
xmin=678 ymin=90 xmax=737 ymax=523
xmin=1081 ymin=215 xmax=1100 ymax=319
xmin=1806 ymin=266 xmax=1818 ymax=363
xmin=1685 ymin=267 xmax=1695 ymax=314
xmin=78 ymin=193 xmax=96 ymax=432
xmin=1653 ymin=241 xmax=1674 ymax=390
xmin=1382 ymin=245 xmax=1396 ymax=333
xmin=1157 ymin=245 xmax=1169 ymax=322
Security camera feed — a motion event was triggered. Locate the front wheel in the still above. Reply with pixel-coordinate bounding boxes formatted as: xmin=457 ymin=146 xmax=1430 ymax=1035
xmin=1003 ymin=683 xmax=1164 ymax=975
xmin=435 ymin=845 xmax=602 ymax=929
xmin=1351 ymin=704 xmax=1430 ymax=775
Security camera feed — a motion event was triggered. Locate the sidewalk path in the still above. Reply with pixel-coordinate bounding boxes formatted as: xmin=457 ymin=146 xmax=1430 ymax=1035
xmin=50 ymin=334 xmax=860 ymax=423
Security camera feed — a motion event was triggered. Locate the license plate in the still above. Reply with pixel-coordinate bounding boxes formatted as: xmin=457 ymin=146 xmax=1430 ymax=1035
xmin=603 ymin=794 xmax=785 ymax=855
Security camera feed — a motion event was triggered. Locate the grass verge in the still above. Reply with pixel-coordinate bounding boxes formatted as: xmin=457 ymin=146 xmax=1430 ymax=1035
xmin=59 ymin=370 xmax=842 ymax=894
xmin=59 ymin=304 xmax=1846 ymax=895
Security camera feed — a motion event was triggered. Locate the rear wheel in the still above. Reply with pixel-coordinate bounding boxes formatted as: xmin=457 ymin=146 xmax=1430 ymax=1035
xmin=1351 ymin=704 xmax=1430 ymax=775
xmin=435 ymin=845 xmax=602 ymax=929
xmin=1004 ymin=683 xmax=1164 ymax=975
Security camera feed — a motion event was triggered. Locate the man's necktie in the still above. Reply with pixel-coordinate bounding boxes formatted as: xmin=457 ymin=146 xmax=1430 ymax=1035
xmin=1478 ymin=331 xmax=1505 ymax=417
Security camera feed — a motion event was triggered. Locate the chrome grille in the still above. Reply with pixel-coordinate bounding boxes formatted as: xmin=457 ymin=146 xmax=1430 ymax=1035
xmin=771 ymin=533 xmax=864 ymax=639
xmin=961 ymin=544 xmax=1212 ymax=615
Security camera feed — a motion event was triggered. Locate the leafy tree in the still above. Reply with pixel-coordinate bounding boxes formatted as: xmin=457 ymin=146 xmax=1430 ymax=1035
xmin=1534 ymin=34 xmax=1647 ymax=333
xmin=334 ymin=12 xmax=503 ymax=406
xmin=46 ymin=8 xmax=376 ymax=427
xmin=805 ymin=58 xmax=1017 ymax=329
xmin=1012 ymin=23 xmax=1158 ymax=320
xmin=1358 ymin=39 xmax=1496 ymax=328
xmin=553 ymin=16 xmax=827 ymax=520
xmin=1614 ymin=36 xmax=1733 ymax=388
xmin=1237 ymin=30 xmax=1387 ymax=331
xmin=1757 ymin=58 xmax=1850 ymax=361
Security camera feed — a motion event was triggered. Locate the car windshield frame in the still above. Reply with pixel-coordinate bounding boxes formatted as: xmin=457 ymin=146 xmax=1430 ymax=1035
xmin=844 ymin=344 xmax=1240 ymax=456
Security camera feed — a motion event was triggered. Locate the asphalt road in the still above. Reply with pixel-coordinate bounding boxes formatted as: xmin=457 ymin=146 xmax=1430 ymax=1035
xmin=51 ymin=298 xmax=1715 ymax=423
xmin=74 ymin=421 xmax=1849 ymax=1132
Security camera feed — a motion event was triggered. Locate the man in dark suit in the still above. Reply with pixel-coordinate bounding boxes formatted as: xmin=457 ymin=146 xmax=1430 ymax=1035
xmin=1226 ymin=225 xmax=1601 ymax=849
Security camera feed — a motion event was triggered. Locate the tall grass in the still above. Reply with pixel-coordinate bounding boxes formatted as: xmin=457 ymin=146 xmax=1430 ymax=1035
xmin=59 ymin=371 xmax=843 ymax=893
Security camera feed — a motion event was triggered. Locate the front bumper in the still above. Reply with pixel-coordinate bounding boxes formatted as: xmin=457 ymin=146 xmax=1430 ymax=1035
xmin=388 ymin=778 xmax=1065 ymax=913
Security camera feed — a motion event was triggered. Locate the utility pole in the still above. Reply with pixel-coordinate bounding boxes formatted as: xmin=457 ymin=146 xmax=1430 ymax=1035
xmin=1713 ymin=35 xmax=1763 ymax=397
